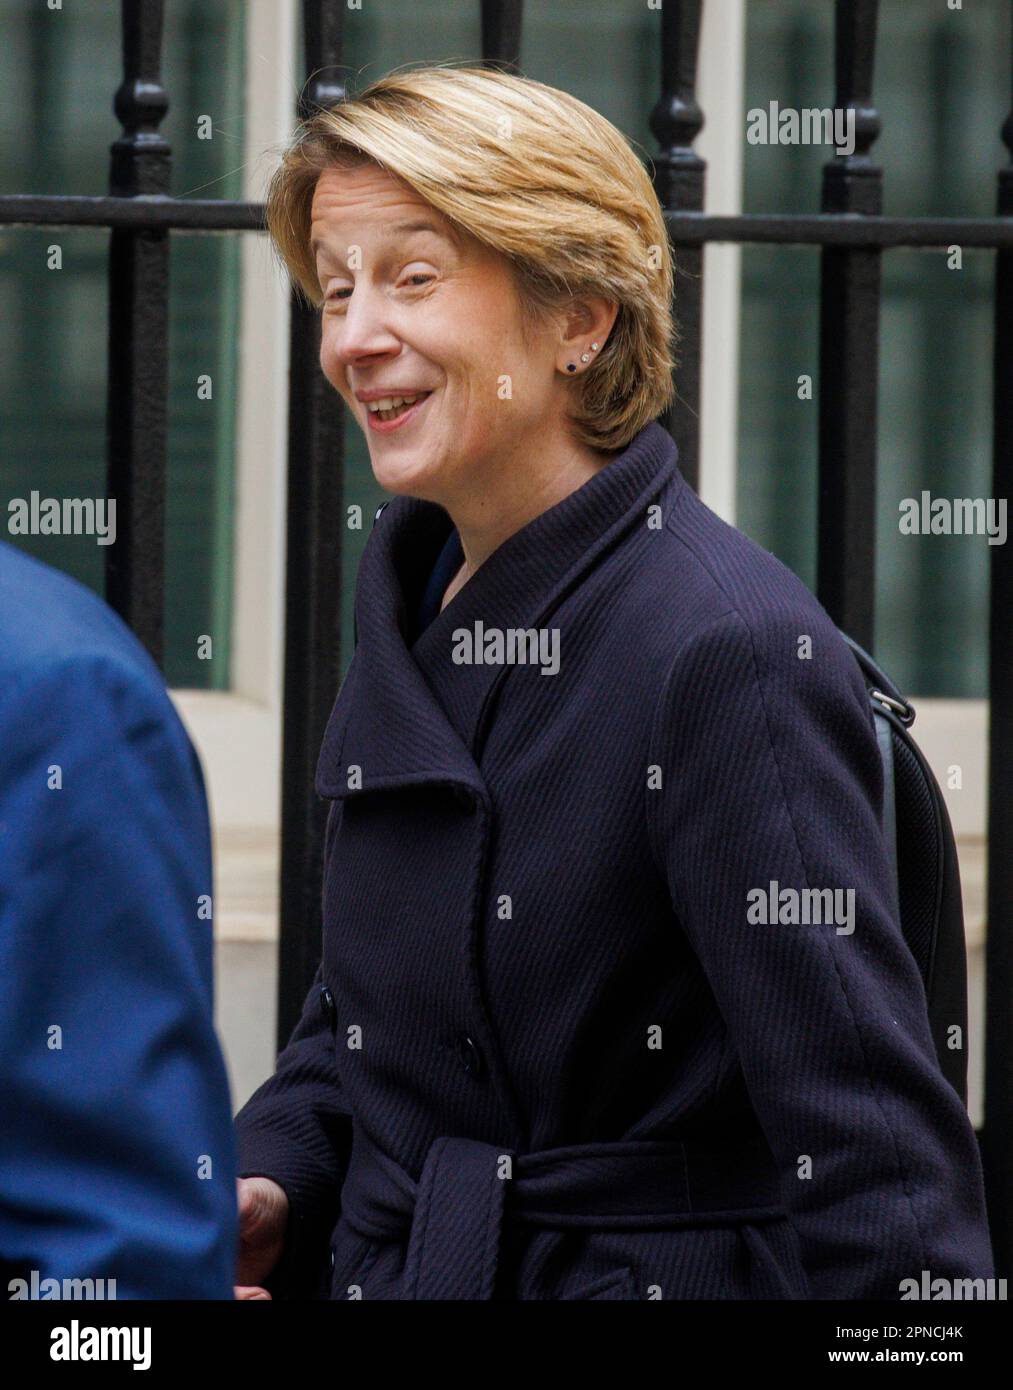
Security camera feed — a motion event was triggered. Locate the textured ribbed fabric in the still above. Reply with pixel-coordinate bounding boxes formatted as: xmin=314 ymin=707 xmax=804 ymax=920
xmin=340 ymin=1122 xmax=788 ymax=1300
xmin=235 ymin=419 xmax=993 ymax=1300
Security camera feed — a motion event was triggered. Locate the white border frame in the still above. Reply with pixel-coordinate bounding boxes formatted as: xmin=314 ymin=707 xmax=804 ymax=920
xmin=170 ymin=0 xmax=298 ymax=938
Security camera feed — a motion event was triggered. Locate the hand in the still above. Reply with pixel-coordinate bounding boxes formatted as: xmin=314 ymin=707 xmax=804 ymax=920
xmin=234 ymin=1175 xmax=290 ymax=1300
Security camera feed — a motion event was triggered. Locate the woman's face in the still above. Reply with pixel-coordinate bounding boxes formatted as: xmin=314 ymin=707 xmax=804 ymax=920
xmin=310 ymin=161 xmax=567 ymax=505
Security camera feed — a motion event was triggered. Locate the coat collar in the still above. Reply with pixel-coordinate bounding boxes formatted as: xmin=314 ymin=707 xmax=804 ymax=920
xmin=315 ymin=420 xmax=683 ymax=802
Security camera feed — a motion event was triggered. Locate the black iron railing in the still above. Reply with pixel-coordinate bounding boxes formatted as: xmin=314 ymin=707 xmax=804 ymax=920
xmin=1 ymin=0 xmax=1009 ymax=1275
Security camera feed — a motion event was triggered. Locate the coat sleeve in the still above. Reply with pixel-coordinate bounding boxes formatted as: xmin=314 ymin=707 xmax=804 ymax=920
xmin=646 ymin=605 xmax=995 ymax=1300
xmin=0 ymin=652 xmax=238 ymax=1299
xmin=233 ymin=805 xmax=353 ymax=1298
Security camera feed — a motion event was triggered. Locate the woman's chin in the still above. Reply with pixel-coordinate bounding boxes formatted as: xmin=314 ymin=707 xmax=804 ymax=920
xmin=369 ymin=456 xmax=445 ymax=501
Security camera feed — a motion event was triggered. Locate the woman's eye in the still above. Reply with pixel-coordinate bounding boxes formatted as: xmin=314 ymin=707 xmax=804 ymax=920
xmin=322 ymin=273 xmax=433 ymax=307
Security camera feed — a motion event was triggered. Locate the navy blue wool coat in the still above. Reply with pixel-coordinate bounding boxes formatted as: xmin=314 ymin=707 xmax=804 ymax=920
xmin=235 ymin=420 xmax=994 ymax=1300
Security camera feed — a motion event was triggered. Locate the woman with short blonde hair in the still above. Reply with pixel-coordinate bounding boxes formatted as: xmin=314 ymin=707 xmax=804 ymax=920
xmin=233 ymin=63 xmax=993 ymax=1303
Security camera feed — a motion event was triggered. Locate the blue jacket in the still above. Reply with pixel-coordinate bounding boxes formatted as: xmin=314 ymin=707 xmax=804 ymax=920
xmin=235 ymin=420 xmax=993 ymax=1300
xmin=0 ymin=542 xmax=238 ymax=1299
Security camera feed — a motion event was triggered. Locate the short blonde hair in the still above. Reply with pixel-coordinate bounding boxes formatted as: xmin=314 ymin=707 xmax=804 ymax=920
xmin=265 ymin=64 xmax=677 ymax=452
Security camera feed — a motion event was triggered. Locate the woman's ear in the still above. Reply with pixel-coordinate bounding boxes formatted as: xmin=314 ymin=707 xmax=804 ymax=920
xmin=557 ymin=296 xmax=619 ymax=372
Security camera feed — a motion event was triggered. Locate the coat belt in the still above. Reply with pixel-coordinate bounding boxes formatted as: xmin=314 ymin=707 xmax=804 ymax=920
xmin=338 ymin=1123 xmax=788 ymax=1300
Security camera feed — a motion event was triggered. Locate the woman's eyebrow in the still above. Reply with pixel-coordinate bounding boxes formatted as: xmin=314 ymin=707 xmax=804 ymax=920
xmin=311 ymin=221 xmax=454 ymax=262
xmin=386 ymin=219 xmax=451 ymax=241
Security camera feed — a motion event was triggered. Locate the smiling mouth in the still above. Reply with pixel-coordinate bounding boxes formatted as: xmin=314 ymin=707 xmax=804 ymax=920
xmin=365 ymin=391 xmax=432 ymax=423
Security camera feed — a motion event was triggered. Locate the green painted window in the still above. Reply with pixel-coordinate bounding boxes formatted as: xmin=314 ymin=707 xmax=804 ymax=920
xmin=16 ymin=6 xmax=989 ymax=695
xmin=0 ymin=0 xmax=243 ymax=689
xmin=741 ymin=0 xmax=1004 ymax=696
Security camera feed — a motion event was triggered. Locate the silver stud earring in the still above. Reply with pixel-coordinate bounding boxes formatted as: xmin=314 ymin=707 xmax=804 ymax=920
xmin=591 ymin=342 xmax=600 ymax=351
xmin=580 ymin=352 xmax=590 ymax=363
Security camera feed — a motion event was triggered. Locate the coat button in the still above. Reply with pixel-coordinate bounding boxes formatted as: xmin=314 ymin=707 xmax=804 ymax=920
xmin=319 ymin=985 xmax=337 ymax=1033
xmin=455 ymin=1034 xmax=484 ymax=1076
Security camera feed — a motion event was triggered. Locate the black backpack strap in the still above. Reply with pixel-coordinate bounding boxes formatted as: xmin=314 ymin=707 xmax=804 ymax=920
xmin=836 ymin=630 xmax=915 ymax=727
xmin=873 ymin=709 xmax=901 ymax=924
xmin=837 ymin=628 xmax=969 ymax=1105
xmin=837 ymin=631 xmax=906 ymax=922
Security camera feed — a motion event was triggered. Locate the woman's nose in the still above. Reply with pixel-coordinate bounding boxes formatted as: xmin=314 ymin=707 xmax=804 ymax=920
xmin=330 ymin=286 xmax=401 ymax=366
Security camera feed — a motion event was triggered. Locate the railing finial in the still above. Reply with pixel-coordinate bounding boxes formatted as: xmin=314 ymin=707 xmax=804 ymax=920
xmin=823 ymin=0 xmax=882 ymax=212
xmin=300 ymin=0 xmax=347 ymax=119
xmin=649 ymin=0 xmax=705 ymax=209
xmin=109 ymin=0 xmax=170 ymax=197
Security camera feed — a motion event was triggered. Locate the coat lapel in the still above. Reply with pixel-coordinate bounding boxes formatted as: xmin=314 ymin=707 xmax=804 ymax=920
xmin=315 ymin=420 xmax=681 ymax=802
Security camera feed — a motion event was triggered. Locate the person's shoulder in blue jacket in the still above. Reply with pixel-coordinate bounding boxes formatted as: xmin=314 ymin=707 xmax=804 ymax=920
xmin=0 ymin=541 xmax=238 ymax=1299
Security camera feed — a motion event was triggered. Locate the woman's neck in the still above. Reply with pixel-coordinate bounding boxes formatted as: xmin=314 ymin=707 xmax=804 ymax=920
xmin=440 ymin=436 xmax=612 ymax=596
